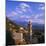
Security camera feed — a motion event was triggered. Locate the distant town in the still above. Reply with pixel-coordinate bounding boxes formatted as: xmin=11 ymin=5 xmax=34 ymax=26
xmin=6 ymin=17 xmax=45 ymax=45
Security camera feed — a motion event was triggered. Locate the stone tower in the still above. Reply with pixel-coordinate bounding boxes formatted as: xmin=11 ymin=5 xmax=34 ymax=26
xmin=28 ymin=20 xmax=32 ymax=42
xmin=28 ymin=20 xmax=32 ymax=33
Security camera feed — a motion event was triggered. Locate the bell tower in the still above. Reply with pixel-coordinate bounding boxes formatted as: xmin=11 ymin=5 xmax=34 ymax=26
xmin=28 ymin=20 xmax=32 ymax=42
xmin=28 ymin=20 xmax=32 ymax=33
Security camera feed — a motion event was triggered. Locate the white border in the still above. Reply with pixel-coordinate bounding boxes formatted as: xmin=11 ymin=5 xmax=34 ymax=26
xmin=0 ymin=0 xmax=5 ymax=46
xmin=0 ymin=0 xmax=46 ymax=46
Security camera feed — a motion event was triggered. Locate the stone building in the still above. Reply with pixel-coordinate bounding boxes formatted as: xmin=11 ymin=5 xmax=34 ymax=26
xmin=27 ymin=20 xmax=32 ymax=43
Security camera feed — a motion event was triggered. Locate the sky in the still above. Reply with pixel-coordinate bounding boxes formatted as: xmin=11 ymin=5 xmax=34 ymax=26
xmin=6 ymin=0 xmax=45 ymax=24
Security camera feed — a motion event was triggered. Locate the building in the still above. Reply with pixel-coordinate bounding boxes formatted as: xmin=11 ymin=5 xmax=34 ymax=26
xmin=12 ymin=32 xmax=24 ymax=44
xmin=6 ymin=17 xmax=32 ymax=44
xmin=12 ymin=27 xmax=27 ymax=45
xmin=28 ymin=20 xmax=32 ymax=43
xmin=28 ymin=20 xmax=32 ymax=33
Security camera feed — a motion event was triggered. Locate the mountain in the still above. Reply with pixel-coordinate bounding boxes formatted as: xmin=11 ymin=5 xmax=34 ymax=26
xmin=6 ymin=17 xmax=22 ymax=31
xmin=13 ymin=21 xmax=44 ymax=32
xmin=6 ymin=17 xmax=44 ymax=32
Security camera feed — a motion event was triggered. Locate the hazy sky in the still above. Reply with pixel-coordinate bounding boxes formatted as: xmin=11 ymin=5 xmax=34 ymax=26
xmin=6 ymin=0 xmax=45 ymax=24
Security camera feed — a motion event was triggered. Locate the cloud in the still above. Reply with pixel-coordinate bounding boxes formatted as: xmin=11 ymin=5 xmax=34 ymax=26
xmin=38 ymin=6 xmax=45 ymax=10
xmin=32 ymin=19 xmax=44 ymax=24
xmin=15 ymin=7 xmax=23 ymax=14
xmin=31 ymin=13 xmax=44 ymax=19
xmin=20 ymin=3 xmax=30 ymax=8
xmin=19 ymin=16 xmax=25 ymax=18
xmin=7 ymin=10 xmax=44 ymax=24
xmin=19 ymin=3 xmax=31 ymax=12
xmin=6 ymin=2 xmax=44 ymax=24
xmin=14 ymin=3 xmax=32 ymax=15
xmin=22 ymin=13 xmax=44 ymax=24
xmin=34 ymin=14 xmax=39 ymax=19
xmin=24 ymin=18 xmax=44 ymax=24
xmin=23 ymin=18 xmax=44 ymax=24
xmin=6 ymin=11 xmax=18 ymax=18
xmin=38 ymin=3 xmax=45 ymax=10
xmin=41 ymin=7 xmax=44 ymax=10
xmin=19 ymin=15 xmax=30 ymax=19
xmin=12 ymin=11 xmax=18 ymax=15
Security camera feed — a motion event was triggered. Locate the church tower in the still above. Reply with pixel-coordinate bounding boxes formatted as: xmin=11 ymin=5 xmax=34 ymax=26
xmin=28 ymin=20 xmax=32 ymax=42
xmin=28 ymin=20 xmax=32 ymax=34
